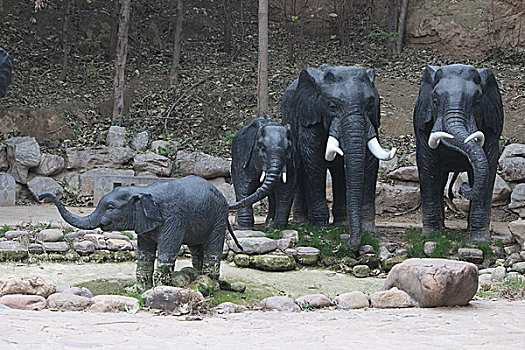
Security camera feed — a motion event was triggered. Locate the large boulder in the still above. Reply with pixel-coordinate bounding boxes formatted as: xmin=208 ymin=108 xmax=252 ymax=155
xmin=47 ymin=292 xmax=92 ymax=311
xmin=260 ymin=296 xmax=300 ymax=312
xmin=295 ymin=294 xmax=331 ymax=309
xmin=27 ymin=176 xmax=64 ymax=200
xmin=499 ymin=143 xmax=525 ymax=182
xmin=67 ymin=168 xmax=134 ymax=196
xmin=388 ymin=166 xmax=419 ymax=182
xmin=383 ymin=258 xmax=478 ymax=307
xmin=106 ymin=126 xmax=127 ymax=147
xmin=133 ymin=152 xmax=172 ymax=177
xmin=250 ymin=254 xmax=296 ymax=271
xmin=142 ymin=286 xmax=205 ymax=313
xmin=174 ymin=150 xmax=231 ymax=179
xmin=229 ymin=237 xmax=278 ymax=254
xmin=0 ymin=294 xmax=47 ymax=310
xmin=35 ymin=153 xmax=65 ymax=176
xmin=509 ymin=184 xmax=525 ymax=218
xmin=5 ymin=137 xmax=42 ymax=184
xmin=334 ymin=291 xmax=370 ymax=309
xmin=131 ymin=131 xmax=149 ymax=152
xmin=0 ymin=274 xmax=56 ymax=297
xmin=509 ymin=219 xmax=525 ymax=250
xmin=65 ymin=146 xmax=134 ymax=170
xmin=375 ymin=183 xmax=420 ymax=214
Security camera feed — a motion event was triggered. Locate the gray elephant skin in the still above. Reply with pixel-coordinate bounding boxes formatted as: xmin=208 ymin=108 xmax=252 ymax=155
xmin=282 ymin=65 xmax=396 ymax=252
xmin=413 ymin=64 xmax=504 ymax=242
xmin=38 ymin=176 xmax=242 ymax=290
xmin=0 ymin=47 xmax=13 ymax=98
xmin=229 ymin=115 xmax=297 ymax=229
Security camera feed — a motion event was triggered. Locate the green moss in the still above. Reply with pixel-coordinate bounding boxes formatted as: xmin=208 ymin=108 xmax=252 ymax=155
xmin=0 ymin=250 xmax=28 ymax=262
xmin=74 ymin=278 xmax=136 ymax=296
xmin=0 ymin=225 xmax=14 ymax=238
xmin=264 ymin=228 xmax=282 ymax=240
xmin=475 ymin=242 xmax=494 ymax=260
xmin=404 ymin=228 xmax=469 ymax=258
xmin=208 ymin=282 xmax=274 ymax=307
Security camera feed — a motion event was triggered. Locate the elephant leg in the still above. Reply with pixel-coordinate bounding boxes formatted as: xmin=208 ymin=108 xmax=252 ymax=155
xmin=300 ymin=140 xmax=329 ymax=226
xmin=265 ymin=192 xmax=276 ymax=227
xmin=136 ymin=235 xmax=157 ymax=291
xmin=202 ymin=221 xmax=226 ymax=280
xmin=418 ymin=148 xmax=445 ymax=234
xmin=361 ymin=151 xmax=379 ymax=235
xmin=188 ymin=245 xmax=204 ymax=273
xmin=234 ymin=178 xmax=259 ymax=229
xmin=273 ymin=184 xmax=295 ymax=228
xmin=154 ymin=223 xmax=184 ymax=287
xmin=329 ymin=160 xmax=347 ymax=225
xmin=291 ymin=166 xmax=309 ymax=224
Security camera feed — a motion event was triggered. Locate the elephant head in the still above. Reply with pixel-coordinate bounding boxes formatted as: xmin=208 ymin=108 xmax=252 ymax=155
xmin=293 ymin=65 xmax=396 ymax=251
xmin=0 ymin=47 xmax=13 ymax=99
xmin=229 ymin=115 xmax=295 ymax=210
xmin=38 ymin=187 xmax=163 ymax=234
xmin=414 ymin=65 xmax=503 ymax=200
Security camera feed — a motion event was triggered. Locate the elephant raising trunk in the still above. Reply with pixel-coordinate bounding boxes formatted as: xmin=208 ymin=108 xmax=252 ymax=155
xmin=38 ymin=192 xmax=101 ymax=229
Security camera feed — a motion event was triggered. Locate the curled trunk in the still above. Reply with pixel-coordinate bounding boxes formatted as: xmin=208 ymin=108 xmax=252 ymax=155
xmin=229 ymin=167 xmax=280 ymax=210
xmin=38 ymin=192 xmax=100 ymax=229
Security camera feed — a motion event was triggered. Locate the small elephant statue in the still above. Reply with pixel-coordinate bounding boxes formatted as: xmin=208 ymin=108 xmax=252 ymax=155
xmin=0 ymin=47 xmax=13 ymax=99
xmin=281 ymin=65 xmax=396 ymax=252
xmin=39 ymin=176 xmax=242 ymax=290
xmin=229 ymin=115 xmax=296 ymax=229
xmin=413 ymin=64 xmax=504 ymax=242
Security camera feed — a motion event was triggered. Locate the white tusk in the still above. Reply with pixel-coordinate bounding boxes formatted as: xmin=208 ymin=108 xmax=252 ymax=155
xmin=260 ymin=171 xmax=266 ymax=182
xmin=325 ymin=136 xmax=344 ymax=161
xmin=367 ymin=137 xmax=397 ymax=160
xmin=282 ymin=172 xmax=287 ymax=184
xmin=464 ymin=131 xmax=485 ymax=147
xmin=428 ymin=131 xmax=454 ymax=149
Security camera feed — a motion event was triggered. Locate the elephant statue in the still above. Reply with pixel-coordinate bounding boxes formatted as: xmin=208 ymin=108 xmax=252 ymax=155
xmin=228 ymin=114 xmax=296 ymax=229
xmin=413 ymin=64 xmax=504 ymax=242
xmin=281 ymin=65 xmax=396 ymax=252
xmin=38 ymin=176 xmax=243 ymax=290
xmin=0 ymin=47 xmax=13 ymax=98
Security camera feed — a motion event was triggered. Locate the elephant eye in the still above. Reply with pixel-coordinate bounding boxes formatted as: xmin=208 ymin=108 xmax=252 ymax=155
xmin=107 ymin=203 xmax=115 ymax=210
xmin=473 ymin=92 xmax=482 ymax=105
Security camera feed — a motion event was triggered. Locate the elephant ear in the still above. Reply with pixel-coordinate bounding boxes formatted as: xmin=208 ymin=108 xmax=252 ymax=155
xmin=366 ymin=68 xmax=381 ymax=129
xmin=294 ymin=67 xmax=325 ymax=127
xmin=414 ymin=65 xmax=440 ymax=132
xmin=478 ymin=68 xmax=504 ymax=136
xmin=233 ymin=117 xmax=267 ymax=169
xmin=131 ymin=193 xmax=163 ymax=234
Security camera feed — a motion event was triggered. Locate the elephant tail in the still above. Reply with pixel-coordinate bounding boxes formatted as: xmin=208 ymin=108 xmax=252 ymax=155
xmin=448 ymin=171 xmax=460 ymax=201
xmin=226 ymin=220 xmax=243 ymax=251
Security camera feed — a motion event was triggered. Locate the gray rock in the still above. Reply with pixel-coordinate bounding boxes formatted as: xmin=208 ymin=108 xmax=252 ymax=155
xmin=353 ymin=265 xmax=370 ymax=278
xmin=73 ymin=241 xmax=96 ymax=253
xmin=65 ymin=146 xmax=135 ymax=170
xmin=504 ymin=244 xmax=521 ymax=255
xmin=0 ymin=145 xmax=8 ymax=171
xmin=0 ymin=274 xmax=56 ymax=297
xmin=384 ymin=258 xmax=478 ymax=307
xmin=260 ymin=296 xmax=300 ymax=312
xmin=61 ymin=286 xmax=93 ymax=299
xmin=334 ymin=291 xmax=369 ymax=309
xmin=0 ymin=241 xmax=27 ymax=251
xmin=376 ymin=183 xmax=420 ymax=214
xmin=231 ymin=282 xmax=246 ymax=293
xmin=491 ymin=266 xmax=507 ymax=282
xmin=281 ymin=230 xmax=299 ymax=243
xmin=509 ymin=184 xmax=525 ymax=218
xmin=504 ymin=253 xmax=523 ymax=267
xmin=295 ymin=246 xmax=320 ymax=266
xmin=458 ymin=248 xmax=484 ymax=264
xmin=509 ymin=219 xmax=525 ymax=249
xmin=511 ymin=261 xmax=525 ymax=274
xmin=213 ymin=302 xmax=245 ymax=314
xmin=478 ymin=268 xmax=494 ymax=275
xmin=89 ymin=295 xmax=140 ymax=312
xmin=133 ymin=152 xmax=172 ymax=177
xmin=84 ymin=234 xmax=106 ymax=250
xmin=35 ymin=153 xmax=65 ymax=176
xmin=103 ymin=232 xmax=131 ymax=242
xmin=47 ymin=292 xmax=92 ymax=311
xmin=498 ymin=143 xmax=525 ymax=182
xmin=0 ymin=173 xmax=15 ymax=206
xmin=424 ymin=241 xmax=436 ymax=256
xmin=217 ymin=183 xmax=235 ymax=203
xmin=403 ymin=151 xmax=417 ymax=166
xmin=4 ymin=230 xmax=28 ymax=240
xmin=295 ymin=294 xmax=331 ymax=309
xmin=378 ymin=155 xmax=398 ymax=176
xmin=151 ymin=140 xmax=179 ymax=156
xmin=174 ymin=150 xmax=231 ymax=179
xmin=5 ymin=137 xmax=42 ymax=184
xmin=276 ymin=238 xmax=293 ymax=251
xmin=478 ymin=274 xmax=493 ymax=291
xmin=107 ymin=239 xmax=133 ymax=251
xmin=0 ymin=294 xmax=47 ymax=310
xmin=36 ymin=229 xmax=63 ymax=242
xmin=229 ymin=237 xmax=277 ymax=254
xmin=106 ymin=126 xmax=127 ymax=147
xmin=491 ymin=174 xmax=512 ymax=206
xmin=359 ymin=245 xmax=375 ymax=254
xmin=28 ymin=176 xmax=64 ymax=200
xmin=67 ymin=168 xmax=135 ymax=196
xmin=370 ymin=287 xmax=414 ymax=308
xmin=233 ymin=254 xmax=251 ymax=267
xmin=232 ymin=230 xmax=267 ymax=238
xmin=251 ymin=254 xmax=296 ymax=271
xmin=43 ymin=242 xmax=69 ymax=252
xmin=388 ymin=166 xmax=419 ymax=182
xmin=131 ymin=131 xmax=149 ymax=152
xmin=379 ymin=245 xmax=393 ymax=260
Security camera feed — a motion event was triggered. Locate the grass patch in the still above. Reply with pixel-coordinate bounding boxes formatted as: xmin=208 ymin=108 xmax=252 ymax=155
xmin=0 ymin=225 xmax=14 ymax=238
xmin=121 ymin=232 xmax=134 ymax=240
xmin=361 ymin=230 xmax=380 ymax=253
xmin=209 ymin=283 xmax=274 ymax=307
xmin=264 ymin=228 xmax=282 ymax=240
xmin=126 ymin=292 xmax=145 ymax=307
xmin=404 ymin=228 xmax=469 ymax=258
xmin=498 ymin=276 xmax=525 ymax=300
xmin=74 ymin=278 xmax=135 ymax=296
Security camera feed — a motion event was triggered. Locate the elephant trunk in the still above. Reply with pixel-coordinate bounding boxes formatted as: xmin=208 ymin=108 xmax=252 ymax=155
xmin=228 ymin=164 xmax=281 ymax=210
xmin=38 ymin=192 xmax=100 ymax=229
xmin=442 ymin=113 xmax=489 ymax=201
xmin=340 ymin=115 xmax=367 ymax=253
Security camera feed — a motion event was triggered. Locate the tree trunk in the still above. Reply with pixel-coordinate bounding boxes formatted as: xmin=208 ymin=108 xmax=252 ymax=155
xmin=387 ymin=0 xmax=397 ymax=58
xmin=395 ymin=0 xmax=409 ymax=55
xmin=257 ymin=0 xmax=269 ymax=116
xmin=364 ymin=0 xmax=374 ymax=55
xmin=170 ymin=0 xmax=183 ymax=86
xmin=112 ymin=0 xmax=131 ymax=124
xmin=109 ymin=0 xmax=120 ymax=59
xmin=58 ymin=0 xmax=72 ymax=81
xmin=223 ymin=0 xmax=232 ymax=55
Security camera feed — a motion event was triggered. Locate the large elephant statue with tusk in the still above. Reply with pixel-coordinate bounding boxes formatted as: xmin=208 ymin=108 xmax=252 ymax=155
xmin=229 ymin=115 xmax=297 ymax=229
xmin=281 ymin=65 xmax=396 ymax=253
xmin=413 ymin=64 xmax=504 ymax=242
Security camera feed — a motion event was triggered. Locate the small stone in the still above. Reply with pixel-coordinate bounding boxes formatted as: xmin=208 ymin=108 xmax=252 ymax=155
xmin=478 ymin=274 xmax=493 ymax=291
xmin=251 ymin=254 xmax=296 ymax=271
xmin=231 ymin=282 xmax=246 ymax=293
xmin=4 ymin=230 xmax=28 ymax=240
xmin=379 ymin=245 xmax=392 ymax=260
xmin=180 ymin=267 xmax=199 ymax=282
xmin=511 ymin=261 xmax=525 ymax=274
xmin=36 ymin=229 xmax=63 ymax=243
xmin=281 ymin=230 xmax=299 ymax=244
xmin=131 ymin=131 xmax=149 ymax=151
xmin=47 ymin=293 xmax=92 ymax=311
xmin=84 ymin=234 xmax=106 ymax=250
xmin=360 ymin=245 xmax=375 ymax=254
xmin=295 ymin=294 xmax=331 ymax=309
xmin=233 ymin=254 xmax=251 ymax=267
xmin=62 ymin=286 xmax=93 ymax=299
xmin=491 ymin=266 xmax=507 ymax=282
xmin=334 ymin=291 xmax=369 ymax=309
xmin=458 ymin=248 xmax=484 ymax=264
xmin=171 ymin=271 xmax=190 ymax=288
xmin=212 ymin=302 xmax=245 ymax=314
xmin=106 ymin=126 xmax=127 ymax=147
xmin=230 ymin=237 xmax=278 ymax=254
xmin=0 ymin=294 xmax=47 ymax=310
xmin=370 ymin=287 xmax=414 ymax=308
xmin=0 ymin=173 xmax=16 ymax=206
xmin=381 ymin=255 xmax=407 ymax=272
xmin=378 ymin=155 xmax=398 ymax=175
xmin=43 ymin=242 xmax=69 ymax=252
xmin=103 ymin=232 xmax=131 ymax=242
xmin=424 ymin=241 xmax=436 ymax=256
xmin=504 ymin=244 xmax=521 ymax=255
xmin=151 ymin=140 xmax=179 ymax=156
xmin=295 ymin=246 xmax=320 ymax=266
xmin=353 ymin=265 xmax=370 ymax=278
xmin=358 ymin=254 xmax=380 ymax=268
xmin=276 ymin=238 xmax=293 ymax=251
xmin=188 ymin=275 xmax=214 ymax=297
xmin=260 ymin=296 xmax=300 ymax=312
xmin=218 ymin=278 xmax=232 ymax=291
xmin=341 ymin=257 xmax=358 ymax=267
xmin=0 ymin=274 xmax=56 ymax=297
xmin=89 ymin=295 xmax=140 ymax=312
xmin=73 ymin=241 xmax=96 ymax=253
xmin=142 ymin=286 xmax=206 ymax=313
xmin=133 ymin=152 xmax=172 ymax=177
xmin=509 ymin=184 xmax=525 ymax=217
xmin=388 ymin=166 xmax=419 ymax=182
xmin=107 ymin=239 xmax=133 ymax=251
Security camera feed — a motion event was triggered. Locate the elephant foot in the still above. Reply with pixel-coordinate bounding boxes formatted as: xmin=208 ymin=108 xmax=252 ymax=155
xmin=191 ymin=254 xmax=203 ymax=273
xmin=310 ymin=217 xmax=329 ymax=227
xmin=470 ymin=228 xmax=491 ymax=243
xmin=422 ymin=224 xmax=444 ymax=235
xmin=202 ymin=262 xmax=221 ymax=280
xmin=332 ymin=217 xmax=348 ymax=226
xmin=154 ymin=263 xmax=174 ymax=286
xmin=135 ymin=261 xmax=154 ymax=291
